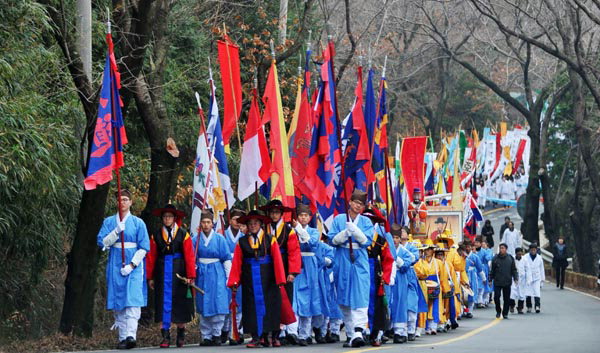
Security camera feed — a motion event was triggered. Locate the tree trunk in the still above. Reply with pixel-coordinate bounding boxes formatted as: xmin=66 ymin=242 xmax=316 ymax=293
xmin=522 ymin=118 xmax=541 ymax=244
xmin=59 ymin=185 xmax=109 ymax=336
xmin=569 ymin=162 xmax=596 ymax=275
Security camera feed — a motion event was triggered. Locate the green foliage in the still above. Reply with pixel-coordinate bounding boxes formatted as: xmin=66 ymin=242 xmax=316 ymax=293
xmin=0 ymin=0 xmax=80 ymax=340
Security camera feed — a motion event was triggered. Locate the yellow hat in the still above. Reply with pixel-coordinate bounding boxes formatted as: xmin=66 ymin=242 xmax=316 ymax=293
xmin=422 ymin=238 xmax=436 ymax=249
xmin=437 ymin=233 xmax=455 ymax=248
xmin=435 ymin=243 xmax=449 ymax=252
xmin=410 ymin=238 xmax=422 ymax=249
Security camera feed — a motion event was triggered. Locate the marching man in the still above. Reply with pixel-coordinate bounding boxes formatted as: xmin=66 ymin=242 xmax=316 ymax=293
xmin=524 ymin=243 xmax=545 ymax=313
xmin=194 ymin=210 xmax=232 ymax=346
xmin=97 ymin=189 xmax=150 ymax=350
xmin=327 ymin=190 xmax=374 ymax=348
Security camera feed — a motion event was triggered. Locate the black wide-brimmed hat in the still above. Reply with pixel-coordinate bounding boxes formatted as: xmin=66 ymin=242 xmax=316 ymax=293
xmin=434 ymin=217 xmax=447 ymax=224
xmin=152 ymin=204 xmax=186 ymax=219
xmin=258 ymin=199 xmax=294 ymax=213
xmin=237 ymin=209 xmax=272 ymax=225
xmin=363 ymin=208 xmax=386 ymax=224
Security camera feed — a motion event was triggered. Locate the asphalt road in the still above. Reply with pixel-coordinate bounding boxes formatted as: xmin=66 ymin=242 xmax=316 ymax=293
xmin=82 ymin=284 xmax=600 ymax=353
xmin=82 ymin=208 xmax=600 ymax=353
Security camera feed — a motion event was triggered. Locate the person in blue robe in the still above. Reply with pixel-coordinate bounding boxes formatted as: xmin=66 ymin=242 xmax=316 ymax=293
xmin=406 ymin=232 xmax=426 ymax=341
xmin=326 ymin=190 xmax=374 ymax=348
xmin=97 ymin=189 xmax=150 ymax=350
xmin=475 ymin=237 xmax=494 ymax=306
xmin=193 ymin=210 xmax=232 ymax=346
xmin=465 ymin=240 xmax=485 ymax=318
xmin=291 ymin=204 xmax=321 ymax=345
xmin=312 ymin=239 xmax=338 ymax=343
xmin=389 ymin=224 xmax=417 ymax=343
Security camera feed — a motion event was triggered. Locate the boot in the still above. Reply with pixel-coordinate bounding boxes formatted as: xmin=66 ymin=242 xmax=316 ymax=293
xmin=220 ymin=331 xmax=229 ymax=344
xmin=176 ymin=327 xmax=185 ymax=348
xmin=313 ymin=328 xmax=326 ymax=344
xmin=125 ymin=336 xmax=136 ymax=349
xmin=160 ymin=328 xmax=171 ymax=348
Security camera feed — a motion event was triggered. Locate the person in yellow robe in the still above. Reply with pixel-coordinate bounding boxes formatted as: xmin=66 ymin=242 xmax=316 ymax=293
xmin=434 ymin=243 xmax=452 ymax=333
xmin=414 ymin=239 xmax=449 ymax=335
xmin=444 ymin=239 xmax=470 ymax=319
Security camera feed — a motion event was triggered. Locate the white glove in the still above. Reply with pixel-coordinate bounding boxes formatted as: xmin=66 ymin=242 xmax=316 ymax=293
xmin=102 ymin=231 xmax=120 ymax=250
xmin=116 ymin=221 xmax=126 ymax=234
xmin=332 ymin=230 xmax=350 ymax=245
xmin=396 ymin=257 xmax=405 ymax=268
xmin=324 ymin=257 xmax=332 ymax=266
xmin=295 ymin=225 xmax=310 ymax=243
xmin=223 ymin=260 xmax=232 ymax=279
xmin=389 ymin=276 xmax=396 ymax=286
xmin=131 ymin=249 xmax=147 ymax=267
xmin=120 ymin=264 xmax=134 ymax=276
xmin=479 ymin=271 xmax=487 ymax=283
xmin=346 ymin=222 xmax=359 ymax=235
xmin=352 ymin=228 xmax=368 ymax=245
xmin=329 ymin=271 xmax=334 ymax=283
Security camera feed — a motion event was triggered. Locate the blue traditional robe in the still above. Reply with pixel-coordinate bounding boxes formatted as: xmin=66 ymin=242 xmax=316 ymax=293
xmin=97 ymin=213 xmax=150 ymax=310
xmin=193 ymin=230 xmax=232 ymax=316
xmin=315 ymin=241 xmax=336 ymax=318
xmin=477 ymin=248 xmax=493 ymax=293
xmin=293 ymin=226 xmax=322 ymax=317
xmin=466 ymin=252 xmax=484 ymax=302
xmin=390 ymin=244 xmax=415 ymax=323
xmin=327 ymin=214 xmax=374 ymax=309
xmin=405 ymin=243 xmax=427 ymax=313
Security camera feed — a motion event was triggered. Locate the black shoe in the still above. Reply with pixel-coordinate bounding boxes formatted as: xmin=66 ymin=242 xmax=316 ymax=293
xmin=286 ymin=333 xmax=299 ymax=345
xmin=503 ymin=315 xmax=508 ymax=319
xmin=228 ymin=337 xmax=239 ymax=346
xmin=200 ymin=338 xmax=213 ymax=346
xmin=160 ymin=329 xmax=170 ymax=348
xmin=125 ymin=337 xmax=136 ymax=349
xmin=306 ymin=337 xmax=313 ymax=344
xmin=298 ymin=338 xmax=308 ymax=346
xmin=313 ymin=328 xmax=325 ymax=344
xmin=518 ymin=310 xmax=524 ymax=314
xmin=496 ymin=313 xmax=501 ymax=318
xmin=381 ymin=334 xmax=389 ymax=343
xmin=327 ymin=333 xmax=339 ymax=343
xmin=535 ymin=306 xmax=540 ymax=313
xmin=451 ymin=322 xmax=459 ymax=329
xmin=220 ymin=331 xmax=229 ymax=344
xmin=466 ymin=313 xmax=473 ymax=319
xmin=408 ymin=333 xmax=416 ymax=341
xmin=351 ymin=336 xmax=366 ymax=348
xmin=393 ymin=334 xmax=403 ymax=344
xmin=176 ymin=327 xmax=185 ymax=348
xmin=117 ymin=340 xmax=128 ymax=350
xmin=212 ymin=336 xmax=222 ymax=346
xmin=343 ymin=338 xmax=352 ymax=348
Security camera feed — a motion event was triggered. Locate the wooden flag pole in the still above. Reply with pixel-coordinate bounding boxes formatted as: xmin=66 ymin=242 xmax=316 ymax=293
xmin=106 ymin=12 xmax=125 ymax=267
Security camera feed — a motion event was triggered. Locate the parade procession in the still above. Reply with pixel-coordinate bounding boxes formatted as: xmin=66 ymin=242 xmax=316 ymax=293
xmin=81 ymin=15 xmax=543 ymax=350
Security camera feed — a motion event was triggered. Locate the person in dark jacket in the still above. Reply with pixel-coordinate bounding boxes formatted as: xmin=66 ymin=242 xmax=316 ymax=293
xmin=481 ymin=220 xmax=495 ymax=248
xmin=499 ymin=217 xmax=510 ymax=242
xmin=490 ymin=243 xmax=518 ymax=319
xmin=552 ymin=236 xmax=569 ymax=289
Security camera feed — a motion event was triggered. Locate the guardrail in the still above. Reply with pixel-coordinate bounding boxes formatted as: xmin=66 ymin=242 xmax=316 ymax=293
xmin=522 ymin=238 xmax=573 ymax=269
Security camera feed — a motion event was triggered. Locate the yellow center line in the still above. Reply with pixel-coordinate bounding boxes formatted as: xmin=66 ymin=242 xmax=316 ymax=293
xmin=342 ymin=318 xmax=502 ymax=353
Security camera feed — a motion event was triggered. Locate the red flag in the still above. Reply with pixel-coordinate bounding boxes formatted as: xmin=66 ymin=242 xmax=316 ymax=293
xmin=401 ymin=136 xmax=427 ymax=201
xmin=217 ymin=34 xmax=242 ymax=152
xmin=512 ymin=139 xmax=527 ymax=174
xmin=288 ymin=80 xmax=314 ymax=198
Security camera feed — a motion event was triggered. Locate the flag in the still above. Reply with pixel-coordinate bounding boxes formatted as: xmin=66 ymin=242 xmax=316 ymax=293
xmin=512 ymin=138 xmax=527 ymax=174
xmin=207 ymin=82 xmax=235 ymax=211
xmin=463 ymin=191 xmax=483 ymax=227
xmin=451 ymin=135 xmax=462 ymax=211
xmin=288 ymin=49 xmax=314 ymax=199
xmin=217 ymin=34 xmax=242 ymax=153
xmin=84 ymin=32 xmax=128 ymax=190
xmin=341 ymin=66 xmax=370 ymax=198
xmin=190 ymin=96 xmax=212 ymax=237
xmin=363 ymin=68 xmax=377 ymax=186
xmin=238 ymin=89 xmax=271 ymax=201
xmin=307 ymin=41 xmax=342 ymax=226
xmin=263 ymin=61 xmax=295 ymax=208
xmin=400 ymin=136 xmax=427 ymax=201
